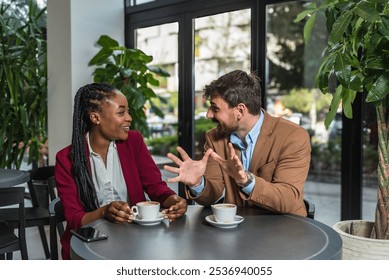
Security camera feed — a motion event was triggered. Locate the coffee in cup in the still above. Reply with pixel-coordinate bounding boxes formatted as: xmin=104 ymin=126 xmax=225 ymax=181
xmin=211 ymin=203 xmax=237 ymax=223
xmin=131 ymin=201 xmax=160 ymax=220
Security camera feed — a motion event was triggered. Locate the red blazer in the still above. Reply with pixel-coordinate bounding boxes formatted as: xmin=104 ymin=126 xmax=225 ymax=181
xmin=55 ymin=130 xmax=175 ymax=259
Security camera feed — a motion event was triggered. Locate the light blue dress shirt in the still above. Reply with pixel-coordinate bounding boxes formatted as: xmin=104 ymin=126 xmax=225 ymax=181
xmin=190 ymin=111 xmax=264 ymax=196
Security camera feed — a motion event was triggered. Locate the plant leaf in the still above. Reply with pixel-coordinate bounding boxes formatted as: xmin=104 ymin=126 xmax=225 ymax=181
xmin=150 ymin=102 xmax=164 ymax=118
xmin=148 ymin=65 xmax=170 ymax=77
xmin=349 ymin=74 xmax=363 ymax=92
xmin=378 ymin=16 xmax=389 ymax=40
xmin=342 ymin=88 xmax=356 ymax=119
xmin=355 ymin=1 xmax=380 ymax=22
xmin=315 ymin=52 xmax=336 ymax=92
xmin=96 ymin=35 xmax=119 ymax=49
xmin=88 ymin=48 xmax=112 ymax=66
xmin=303 ymin=13 xmax=316 ymax=44
xmin=329 ymin=11 xmax=353 ymax=44
xmin=335 ymin=52 xmax=351 ymax=88
xmin=294 ymin=6 xmax=316 ymax=23
xmin=366 ymin=72 xmax=389 ymax=102
xmin=324 ymin=85 xmax=343 ymax=129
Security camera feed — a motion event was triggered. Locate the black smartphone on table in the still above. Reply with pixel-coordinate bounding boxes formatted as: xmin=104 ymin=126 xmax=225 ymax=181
xmin=71 ymin=227 xmax=108 ymax=242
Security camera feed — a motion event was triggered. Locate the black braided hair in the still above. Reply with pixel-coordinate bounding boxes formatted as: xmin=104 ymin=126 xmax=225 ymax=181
xmin=70 ymin=83 xmax=117 ymax=211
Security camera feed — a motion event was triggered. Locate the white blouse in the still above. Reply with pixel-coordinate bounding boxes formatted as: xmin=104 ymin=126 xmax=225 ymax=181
xmin=86 ymin=133 xmax=128 ymax=205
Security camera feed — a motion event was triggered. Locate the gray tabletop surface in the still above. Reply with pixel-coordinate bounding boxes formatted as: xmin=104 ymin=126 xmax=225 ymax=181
xmin=0 ymin=169 xmax=30 ymax=188
xmin=70 ymin=205 xmax=342 ymax=260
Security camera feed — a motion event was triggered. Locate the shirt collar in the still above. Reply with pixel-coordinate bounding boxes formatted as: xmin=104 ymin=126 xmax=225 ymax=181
xmin=229 ymin=111 xmax=264 ymax=150
xmin=86 ymin=132 xmax=117 ymax=157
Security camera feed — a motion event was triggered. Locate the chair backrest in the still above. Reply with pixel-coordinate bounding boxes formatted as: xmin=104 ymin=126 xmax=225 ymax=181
xmin=304 ymin=198 xmax=315 ymax=219
xmin=49 ymin=197 xmax=65 ymax=260
xmin=47 ymin=176 xmax=58 ymax=201
xmin=27 ymin=166 xmax=55 ymax=208
xmin=0 ymin=187 xmax=28 ymax=259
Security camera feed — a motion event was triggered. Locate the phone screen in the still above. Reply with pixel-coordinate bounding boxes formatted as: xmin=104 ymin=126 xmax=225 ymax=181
xmin=71 ymin=227 xmax=108 ymax=242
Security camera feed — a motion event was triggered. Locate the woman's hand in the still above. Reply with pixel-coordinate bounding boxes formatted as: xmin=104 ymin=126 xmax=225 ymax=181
xmin=162 ymin=195 xmax=188 ymax=222
xmin=103 ymin=201 xmax=134 ymax=224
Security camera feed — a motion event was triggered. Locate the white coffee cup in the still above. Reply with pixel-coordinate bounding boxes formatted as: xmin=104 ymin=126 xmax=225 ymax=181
xmin=211 ymin=203 xmax=237 ymax=223
xmin=131 ymin=201 xmax=160 ymax=220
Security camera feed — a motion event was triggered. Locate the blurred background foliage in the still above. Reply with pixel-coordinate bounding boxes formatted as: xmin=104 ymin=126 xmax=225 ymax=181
xmin=0 ymin=0 xmax=47 ymax=169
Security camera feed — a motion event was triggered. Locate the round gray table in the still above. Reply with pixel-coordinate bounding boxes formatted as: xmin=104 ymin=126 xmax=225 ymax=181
xmin=70 ymin=205 xmax=342 ymax=260
xmin=0 ymin=169 xmax=30 ymax=187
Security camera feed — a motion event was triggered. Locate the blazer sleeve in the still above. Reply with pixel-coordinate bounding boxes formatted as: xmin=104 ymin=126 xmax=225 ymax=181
xmin=55 ymin=148 xmax=86 ymax=230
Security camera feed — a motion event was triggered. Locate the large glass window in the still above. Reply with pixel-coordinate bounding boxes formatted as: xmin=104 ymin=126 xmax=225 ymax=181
xmin=266 ymin=2 xmax=338 ymax=225
xmin=265 ymin=1 xmax=375 ymax=225
xmin=136 ymin=23 xmax=179 ymax=157
xmin=135 ymin=23 xmax=179 ymax=192
xmin=193 ymin=9 xmax=251 ymax=159
xmin=127 ymin=0 xmax=372 ymax=223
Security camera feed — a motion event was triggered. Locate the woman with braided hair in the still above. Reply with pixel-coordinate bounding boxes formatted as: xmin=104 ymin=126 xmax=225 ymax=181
xmin=55 ymin=83 xmax=187 ymax=259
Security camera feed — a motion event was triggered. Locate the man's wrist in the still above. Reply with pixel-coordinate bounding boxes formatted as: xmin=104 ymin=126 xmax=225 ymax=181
xmin=190 ymin=179 xmax=202 ymax=188
xmin=237 ymin=172 xmax=254 ymax=187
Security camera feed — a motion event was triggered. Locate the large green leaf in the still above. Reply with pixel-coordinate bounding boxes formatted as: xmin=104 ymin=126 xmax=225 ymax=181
xmin=148 ymin=65 xmax=170 ymax=77
xmin=366 ymin=72 xmax=389 ymax=102
xmin=329 ymin=10 xmax=353 ymax=44
xmin=315 ymin=52 xmax=336 ymax=91
xmin=378 ymin=16 xmax=389 ymax=40
xmin=303 ymin=13 xmax=316 ymax=44
xmin=355 ymin=1 xmax=380 ymax=22
xmin=294 ymin=7 xmax=316 ymax=23
xmin=146 ymin=73 xmax=160 ymax=87
xmin=324 ymin=85 xmax=343 ymax=128
xmin=342 ymin=88 xmax=356 ymax=119
xmin=142 ymin=87 xmax=157 ymax=99
xmin=335 ymin=52 xmax=351 ymax=87
xmin=149 ymin=101 xmax=164 ymax=118
xmin=349 ymin=74 xmax=363 ymax=92
xmin=365 ymin=56 xmax=388 ymax=70
xmin=88 ymin=48 xmax=113 ymax=66
xmin=96 ymin=35 xmax=119 ymax=49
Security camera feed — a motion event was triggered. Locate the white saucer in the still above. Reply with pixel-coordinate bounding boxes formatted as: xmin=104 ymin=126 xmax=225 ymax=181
xmin=132 ymin=213 xmax=164 ymax=226
xmin=205 ymin=215 xmax=244 ymax=229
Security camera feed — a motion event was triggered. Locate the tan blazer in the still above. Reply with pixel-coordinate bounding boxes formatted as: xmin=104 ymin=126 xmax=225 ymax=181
xmin=187 ymin=110 xmax=311 ymax=216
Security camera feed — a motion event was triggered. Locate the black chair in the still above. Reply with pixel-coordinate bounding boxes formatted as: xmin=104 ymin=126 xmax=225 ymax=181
xmin=49 ymin=197 xmax=66 ymax=260
xmin=304 ymin=198 xmax=315 ymax=219
xmin=48 ymin=176 xmax=64 ymax=235
xmin=0 ymin=166 xmax=55 ymax=259
xmin=0 ymin=187 xmax=28 ymax=260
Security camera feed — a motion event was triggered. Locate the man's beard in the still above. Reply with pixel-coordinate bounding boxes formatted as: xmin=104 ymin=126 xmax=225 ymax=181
xmin=214 ymin=120 xmax=238 ymax=138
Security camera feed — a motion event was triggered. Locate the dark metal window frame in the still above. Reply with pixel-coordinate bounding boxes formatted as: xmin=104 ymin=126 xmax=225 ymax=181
xmin=124 ymin=0 xmax=363 ymax=219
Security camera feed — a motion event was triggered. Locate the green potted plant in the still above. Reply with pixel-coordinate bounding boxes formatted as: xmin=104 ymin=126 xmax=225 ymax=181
xmin=296 ymin=0 xmax=389 ymax=258
xmin=88 ymin=35 xmax=170 ymax=137
xmin=0 ymin=0 xmax=47 ymax=169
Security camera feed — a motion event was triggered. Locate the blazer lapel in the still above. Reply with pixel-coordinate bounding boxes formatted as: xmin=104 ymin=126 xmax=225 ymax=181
xmin=250 ymin=110 xmax=278 ymax=172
